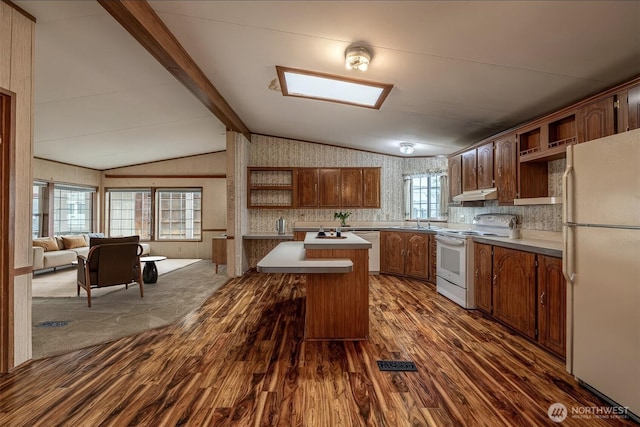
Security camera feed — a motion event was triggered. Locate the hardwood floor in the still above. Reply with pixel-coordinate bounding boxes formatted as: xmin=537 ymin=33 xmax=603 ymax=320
xmin=0 ymin=272 xmax=635 ymax=426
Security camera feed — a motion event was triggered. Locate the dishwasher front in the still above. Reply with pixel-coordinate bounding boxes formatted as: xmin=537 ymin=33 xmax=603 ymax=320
xmin=351 ymin=230 xmax=380 ymax=274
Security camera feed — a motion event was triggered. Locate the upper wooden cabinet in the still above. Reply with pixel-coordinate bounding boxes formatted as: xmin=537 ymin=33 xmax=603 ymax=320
xmin=318 ymin=168 xmax=341 ymax=207
xmin=577 ymin=96 xmax=615 ymax=143
xmin=341 ymin=168 xmax=363 ymax=207
xmin=461 ymin=149 xmax=478 ymax=192
xmin=462 ymin=142 xmax=494 ymax=192
xmin=362 ymin=168 xmax=381 ymax=208
xmin=290 ymin=167 xmax=380 ymax=209
xmin=494 ymin=134 xmax=517 ymax=204
xmin=448 ymin=155 xmax=462 ymax=201
xmin=627 ymin=84 xmax=640 ymax=131
xmin=296 ymin=168 xmax=319 ymax=208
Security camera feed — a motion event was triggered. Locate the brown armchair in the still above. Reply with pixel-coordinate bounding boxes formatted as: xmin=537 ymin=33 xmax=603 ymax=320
xmin=77 ymin=236 xmax=144 ymax=307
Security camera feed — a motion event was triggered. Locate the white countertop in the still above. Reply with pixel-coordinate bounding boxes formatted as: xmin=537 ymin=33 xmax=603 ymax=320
xmin=473 ymin=234 xmax=563 ymax=257
xmin=303 ymin=231 xmax=372 ymax=250
xmin=243 ymin=232 xmax=294 ymax=240
xmin=256 ymin=242 xmax=353 ymax=273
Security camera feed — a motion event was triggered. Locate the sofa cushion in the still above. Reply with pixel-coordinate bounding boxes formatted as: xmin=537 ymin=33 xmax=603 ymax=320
xmin=42 ymin=250 xmax=77 ymax=268
xmin=33 ymin=237 xmax=59 ymax=252
xmin=61 ymin=235 xmax=87 ymax=249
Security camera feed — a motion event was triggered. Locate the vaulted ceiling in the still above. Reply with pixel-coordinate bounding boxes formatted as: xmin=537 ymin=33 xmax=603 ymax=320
xmin=14 ymin=1 xmax=640 ymax=169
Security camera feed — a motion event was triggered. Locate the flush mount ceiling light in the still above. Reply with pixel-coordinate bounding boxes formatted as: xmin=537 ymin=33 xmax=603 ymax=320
xmin=345 ymin=45 xmax=372 ymax=71
xmin=276 ymin=66 xmax=393 ymax=109
xmin=399 ymin=142 xmax=415 ymax=155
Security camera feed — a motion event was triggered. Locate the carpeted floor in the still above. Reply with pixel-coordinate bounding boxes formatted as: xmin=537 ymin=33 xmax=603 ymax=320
xmin=32 ymin=258 xmax=201 ymax=298
xmin=32 ymin=260 xmax=229 ymax=360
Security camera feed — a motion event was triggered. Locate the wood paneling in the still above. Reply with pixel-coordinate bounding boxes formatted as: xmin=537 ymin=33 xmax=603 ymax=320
xmin=0 ymin=272 xmax=631 ymax=426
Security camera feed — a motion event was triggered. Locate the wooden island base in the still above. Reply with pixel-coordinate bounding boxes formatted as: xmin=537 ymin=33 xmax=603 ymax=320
xmin=257 ymin=232 xmax=372 ymax=340
xmin=305 ymin=248 xmax=369 ymax=340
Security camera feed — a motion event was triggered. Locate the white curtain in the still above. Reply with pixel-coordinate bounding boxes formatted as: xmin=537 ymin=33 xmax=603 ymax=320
xmin=439 ymin=175 xmax=449 ymax=217
xmin=403 ymin=177 xmax=411 ymax=219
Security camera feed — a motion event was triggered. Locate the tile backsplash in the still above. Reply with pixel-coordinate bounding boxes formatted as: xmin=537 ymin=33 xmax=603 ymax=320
xmin=247 ymin=135 xmax=564 ymax=232
xmin=449 ymin=159 xmax=565 ymax=231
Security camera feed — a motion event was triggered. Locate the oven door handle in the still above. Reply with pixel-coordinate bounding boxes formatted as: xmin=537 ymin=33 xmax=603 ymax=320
xmin=435 ymin=236 xmax=466 ymax=246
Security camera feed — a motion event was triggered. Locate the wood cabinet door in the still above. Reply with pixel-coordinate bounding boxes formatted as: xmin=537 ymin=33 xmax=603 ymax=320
xmin=429 ymin=234 xmax=437 ymax=283
xmin=493 ymin=246 xmax=536 ymax=339
xmin=296 ymin=168 xmax=318 ymax=207
xmin=494 ymin=134 xmax=517 ymax=204
xmin=405 ymin=233 xmax=429 ymax=279
xmin=341 ymin=168 xmax=363 ymax=207
xmin=538 ymin=255 xmax=566 ymax=358
xmin=318 ymin=169 xmax=341 ymax=207
xmin=448 ymin=155 xmax=462 ymax=201
xmin=577 ymin=96 xmax=615 ymax=143
xmin=474 ymin=243 xmax=493 ymax=314
xmin=362 ymin=168 xmax=381 ymax=208
xmin=380 ymin=231 xmax=405 ymax=275
xmin=476 ymin=142 xmax=494 ymax=189
xmin=628 ymin=84 xmax=640 ymax=131
xmin=461 ymin=150 xmax=477 ymax=192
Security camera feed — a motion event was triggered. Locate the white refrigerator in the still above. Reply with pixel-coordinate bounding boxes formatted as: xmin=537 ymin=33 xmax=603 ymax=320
xmin=563 ymin=129 xmax=640 ymax=419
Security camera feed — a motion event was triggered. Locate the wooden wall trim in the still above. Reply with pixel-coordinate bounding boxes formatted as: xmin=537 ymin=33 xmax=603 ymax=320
xmin=12 ymin=266 xmax=31 ymax=277
xmin=202 ymin=228 xmax=226 ymax=232
xmin=97 ymin=0 xmax=251 ymax=141
xmin=104 ymin=174 xmax=226 ymax=179
xmin=0 ymin=90 xmax=16 ymax=373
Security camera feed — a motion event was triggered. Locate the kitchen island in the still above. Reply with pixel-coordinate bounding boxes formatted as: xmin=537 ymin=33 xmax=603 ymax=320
xmin=257 ymin=232 xmax=371 ymax=340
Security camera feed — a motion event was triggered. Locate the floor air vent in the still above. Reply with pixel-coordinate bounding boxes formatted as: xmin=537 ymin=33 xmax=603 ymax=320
xmin=37 ymin=321 xmax=69 ymax=328
xmin=376 ymin=360 xmax=417 ymax=371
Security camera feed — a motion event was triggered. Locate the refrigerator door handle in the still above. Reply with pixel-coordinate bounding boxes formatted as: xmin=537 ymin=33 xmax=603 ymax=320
xmin=563 ymin=147 xmax=575 ymax=284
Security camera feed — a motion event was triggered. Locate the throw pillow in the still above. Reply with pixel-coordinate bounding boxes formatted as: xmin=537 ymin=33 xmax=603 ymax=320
xmin=62 ymin=235 xmax=87 ymax=249
xmin=33 ymin=237 xmax=59 ymax=252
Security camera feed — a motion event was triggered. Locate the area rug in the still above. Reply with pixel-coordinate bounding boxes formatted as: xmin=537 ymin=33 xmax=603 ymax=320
xmin=32 ymin=258 xmax=201 ymax=298
xmin=32 ymin=260 xmax=229 ymax=359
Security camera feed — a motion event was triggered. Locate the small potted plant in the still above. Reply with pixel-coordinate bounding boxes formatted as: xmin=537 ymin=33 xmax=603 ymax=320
xmin=334 ymin=211 xmax=351 ymax=227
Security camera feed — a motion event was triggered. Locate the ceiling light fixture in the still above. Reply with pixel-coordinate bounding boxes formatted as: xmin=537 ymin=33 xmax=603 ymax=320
xmin=399 ymin=142 xmax=415 ymax=155
xmin=345 ymin=45 xmax=372 ymax=71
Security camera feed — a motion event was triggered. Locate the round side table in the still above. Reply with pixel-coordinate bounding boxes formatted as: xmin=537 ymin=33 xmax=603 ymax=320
xmin=140 ymin=256 xmax=167 ymax=284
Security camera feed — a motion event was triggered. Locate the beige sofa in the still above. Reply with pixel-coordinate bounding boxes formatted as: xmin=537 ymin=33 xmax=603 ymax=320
xmin=32 ymin=234 xmax=150 ymax=272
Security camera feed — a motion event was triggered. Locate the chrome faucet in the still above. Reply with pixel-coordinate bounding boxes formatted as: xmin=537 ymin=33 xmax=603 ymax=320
xmin=416 ymin=217 xmax=421 ymax=228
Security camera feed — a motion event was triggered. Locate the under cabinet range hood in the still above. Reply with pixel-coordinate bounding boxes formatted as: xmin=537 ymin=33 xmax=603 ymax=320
xmin=453 ymin=188 xmax=498 ymax=202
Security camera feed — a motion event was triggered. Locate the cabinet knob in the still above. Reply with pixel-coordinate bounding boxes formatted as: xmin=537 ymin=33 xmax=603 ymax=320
xmin=475 ymin=269 xmax=479 ymax=278
xmin=540 ymin=291 xmax=546 ymax=306
xmin=492 ymin=274 xmax=497 ymax=285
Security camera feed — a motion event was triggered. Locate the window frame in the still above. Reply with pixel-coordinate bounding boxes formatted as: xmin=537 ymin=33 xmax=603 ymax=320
xmin=408 ymin=175 xmax=442 ymax=220
xmin=105 ymin=186 xmax=203 ymax=242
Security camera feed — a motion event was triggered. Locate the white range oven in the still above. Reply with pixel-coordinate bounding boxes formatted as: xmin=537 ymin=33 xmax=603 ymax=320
xmin=436 ymin=214 xmax=516 ymax=309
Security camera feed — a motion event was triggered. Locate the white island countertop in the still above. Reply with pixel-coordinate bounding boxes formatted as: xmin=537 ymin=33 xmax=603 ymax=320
xmin=257 ymin=242 xmax=353 ymax=273
xmin=303 ymin=231 xmax=372 ymax=250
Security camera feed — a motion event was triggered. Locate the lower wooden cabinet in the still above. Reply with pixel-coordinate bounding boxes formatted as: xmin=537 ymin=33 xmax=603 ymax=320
xmin=381 ymin=231 xmax=433 ymax=282
xmin=493 ymin=246 xmax=537 ymax=340
xmin=474 ymin=243 xmax=566 ymax=358
xmin=537 ymin=255 xmax=566 ymax=358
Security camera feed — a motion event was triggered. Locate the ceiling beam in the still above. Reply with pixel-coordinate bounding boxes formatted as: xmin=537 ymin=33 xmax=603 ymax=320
xmin=98 ymin=0 xmax=251 ymax=141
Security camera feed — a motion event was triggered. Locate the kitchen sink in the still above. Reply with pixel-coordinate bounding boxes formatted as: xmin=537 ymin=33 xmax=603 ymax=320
xmin=388 ymin=225 xmax=440 ymax=230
